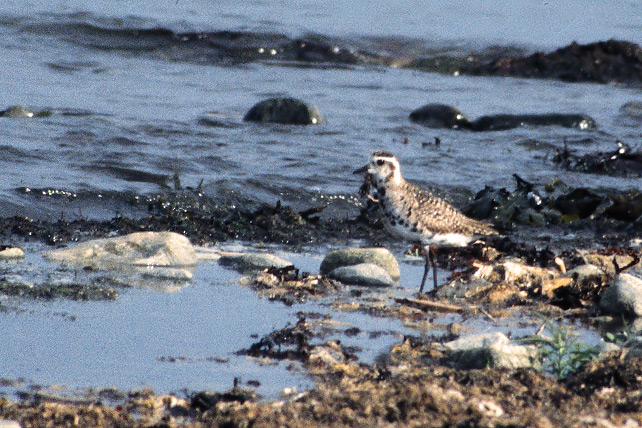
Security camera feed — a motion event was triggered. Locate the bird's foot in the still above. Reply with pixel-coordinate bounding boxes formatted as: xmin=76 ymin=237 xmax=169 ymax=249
xmin=417 ymin=289 xmax=439 ymax=299
xmin=426 ymin=285 xmax=442 ymax=298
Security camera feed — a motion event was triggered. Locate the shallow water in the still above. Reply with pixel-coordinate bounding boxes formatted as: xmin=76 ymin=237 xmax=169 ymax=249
xmin=0 ymin=248 xmax=306 ymax=396
xmin=0 ymin=242 xmax=603 ymax=398
xmin=0 ymin=0 xmax=638 ymax=397
xmin=0 ymin=244 xmax=417 ymax=397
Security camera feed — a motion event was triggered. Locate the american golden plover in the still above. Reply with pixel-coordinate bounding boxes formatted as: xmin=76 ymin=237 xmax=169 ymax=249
xmin=354 ymin=151 xmax=497 ymax=295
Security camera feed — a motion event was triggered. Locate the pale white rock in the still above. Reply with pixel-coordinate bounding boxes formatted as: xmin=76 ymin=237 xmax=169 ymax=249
xmin=0 ymin=247 xmax=24 ymax=260
xmin=443 ymin=332 xmax=538 ymax=370
xmin=45 ymin=232 xmax=196 ymax=280
xmin=308 ymin=345 xmax=345 ymax=366
xmin=444 ymin=332 xmax=510 ymax=350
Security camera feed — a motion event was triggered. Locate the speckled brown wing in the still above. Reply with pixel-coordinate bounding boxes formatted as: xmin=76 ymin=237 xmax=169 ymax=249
xmin=403 ymin=182 xmax=496 ymax=236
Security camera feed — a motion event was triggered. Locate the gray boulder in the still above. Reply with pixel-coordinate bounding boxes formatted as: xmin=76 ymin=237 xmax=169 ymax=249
xmin=599 ymin=273 xmax=642 ymax=317
xmin=219 ymin=253 xmax=293 ymax=273
xmin=320 ymin=248 xmax=400 ymax=281
xmin=327 ymin=263 xmax=395 ymax=287
xmin=443 ymin=332 xmax=538 ymax=370
xmin=244 ymin=97 xmax=322 ymax=125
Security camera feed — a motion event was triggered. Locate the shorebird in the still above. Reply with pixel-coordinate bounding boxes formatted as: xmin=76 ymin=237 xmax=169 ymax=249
xmin=354 ymin=151 xmax=497 ymax=295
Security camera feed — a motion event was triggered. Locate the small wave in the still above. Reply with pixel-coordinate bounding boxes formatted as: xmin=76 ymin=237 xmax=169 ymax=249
xmin=10 ymin=11 xmax=533 ymax=71
xmin=0 ymin=145 xmax=46 ymax=163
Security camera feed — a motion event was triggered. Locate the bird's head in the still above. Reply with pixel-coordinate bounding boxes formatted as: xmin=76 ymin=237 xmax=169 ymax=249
xmin=353 ymin=151 xmax=402 ymax=186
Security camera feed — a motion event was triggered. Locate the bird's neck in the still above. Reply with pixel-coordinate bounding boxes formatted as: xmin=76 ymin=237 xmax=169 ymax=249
xmin=376 ymin=174 xmax=404 ymax=193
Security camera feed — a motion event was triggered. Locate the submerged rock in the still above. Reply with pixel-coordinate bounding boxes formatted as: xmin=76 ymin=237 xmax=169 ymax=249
xmin=409 ymin=103 xmax=471 ymax=129
xmin=289 ymin=38 xmax=366 ymax=64
xmin=599 ymin=273 xmax=642 ymax=317
xmin=0 ymin=279 xmax=118 ymax=301
xmin=244 ymin=97 xmax=322 ymax=125
xmin=443 ymin=332 xmax=538 ymax=369
xmin=327 ymin=262 xmax=395 ymax=287
xmin=218 ymin=252 xmax=293 ymax=273
xmin=619 ymin=101 xmax=642 ymax=118
xmin=320 ymin=247 xmax=400 ymax=281
xmin=0 ymin=105 xmax=52 ymax=118
xmin=46 ymin=231 xmax=196 ymax=279
xmin=0 ymin=105 xmax=36 ymax=118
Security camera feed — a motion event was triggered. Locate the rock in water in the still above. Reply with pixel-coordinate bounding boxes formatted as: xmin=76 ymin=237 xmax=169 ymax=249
xmin=620 ymin=101 xmax=642 ymax=118
xmin=327 ymin=263 xmax=395 ymax=287
xmin=0 ymin=105 xmax=35 ymax=118
xmin=409 ymin=103 xmax=471 ymax=129
xmin=218 ymin=253 xmax=293 ymax=273
xmin=46 ymin=232 xmax=196 ymax=280
xmin=320 ymin=248 xmax=400 ymax=281
xmin=244 ymin=97 xmax=322 ymax=125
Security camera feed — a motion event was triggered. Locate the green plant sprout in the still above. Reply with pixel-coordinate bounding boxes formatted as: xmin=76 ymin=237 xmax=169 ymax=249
xmin=519 ymin=315 xmax=599 ymax=380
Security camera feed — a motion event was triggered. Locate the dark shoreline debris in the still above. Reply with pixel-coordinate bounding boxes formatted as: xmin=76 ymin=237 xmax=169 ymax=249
xmin=409 ymin=103 xmax=596 ymax=131
xmin=463 ymin=39 xmax=642 ymax=85
xmin=0 ymin=279 xmax=118 ymax=301
xmin=554 ymin=140 xmax=642 ymax=177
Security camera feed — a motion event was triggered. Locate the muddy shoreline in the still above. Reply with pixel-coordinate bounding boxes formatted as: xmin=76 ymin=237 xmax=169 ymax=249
xmin=1 ymin=183 xmax=642 ymax=427
xmin=1 ymin=352 xmax=640 ymax=427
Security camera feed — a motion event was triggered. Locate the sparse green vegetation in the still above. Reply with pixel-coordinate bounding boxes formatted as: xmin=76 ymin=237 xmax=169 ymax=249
xmin=520 ymin=316 xmax=599 ymax=380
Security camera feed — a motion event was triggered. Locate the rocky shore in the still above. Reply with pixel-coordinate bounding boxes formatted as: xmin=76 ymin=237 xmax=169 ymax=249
xmin=1 ymin=173 xmax=642 ymax=426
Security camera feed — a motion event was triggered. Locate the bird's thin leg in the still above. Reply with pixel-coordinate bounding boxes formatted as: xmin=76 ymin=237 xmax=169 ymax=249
xmin=428 ymin=248 xmax=438 ymax=294
xmin=418 ymin=245 xmax=431 ymax=295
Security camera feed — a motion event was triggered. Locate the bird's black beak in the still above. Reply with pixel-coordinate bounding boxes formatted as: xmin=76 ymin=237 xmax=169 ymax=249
xmin=353 ymin=165 xmax=368 ymax=175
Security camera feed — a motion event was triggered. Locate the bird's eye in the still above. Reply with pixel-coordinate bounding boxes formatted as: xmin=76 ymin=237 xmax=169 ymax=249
xmin=376 ymin=159 xmax=384 ymax=166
